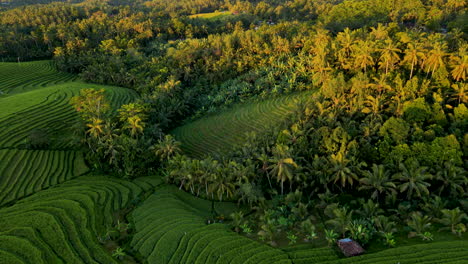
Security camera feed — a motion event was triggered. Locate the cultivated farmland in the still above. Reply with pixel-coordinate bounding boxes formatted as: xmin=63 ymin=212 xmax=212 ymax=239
xmin=0 ymin=175 xmax=161 ymax=264
xmin=131 ymin=186 xmax=292 ymax=264
xmin=0 ymin=82 xmax=138 ymax=149
xmin=171 ymin=92 xmax=312 ymax=157
xmin=0 ymin=60 xmax=76 ymax=95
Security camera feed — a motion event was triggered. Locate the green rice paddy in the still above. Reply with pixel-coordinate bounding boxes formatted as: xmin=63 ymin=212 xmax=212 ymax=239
xmin=171 ymin=92 xmax=311 ymax=157
xmin=0 ymin=61 xmax=466 ymax=263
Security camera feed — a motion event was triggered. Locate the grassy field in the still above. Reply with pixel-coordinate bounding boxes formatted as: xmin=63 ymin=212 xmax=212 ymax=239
xmin=188 ymin=11 xmax=232 ymax=20
xmin=0 ymin=60 xmax=466 ymax=263
xmin=0 ymin=149 xmax=88 ymax=206
xmin=130 ymin=185 xmax=468 ymax=264
xmin=0 ymin=82 xmax=138 ymax=149
xmin=0 ymin=60 xmax=76 ymax=95
xmin=171 ymin=92 xmax=312 ymax=157
xmin=0 ymin=175 xmax=161 ymax=264
xmin=131 ymin=185 xmax=292 ymax=264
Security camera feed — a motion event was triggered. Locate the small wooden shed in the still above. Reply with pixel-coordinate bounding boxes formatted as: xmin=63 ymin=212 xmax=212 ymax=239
xmin=337 ymin=238 xmax=365 ymax=257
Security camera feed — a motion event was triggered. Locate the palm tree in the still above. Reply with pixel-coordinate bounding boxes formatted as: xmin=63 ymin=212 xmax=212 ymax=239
xmin=86 ymin=118 xmax=104 ymax=138
xmin=328 ymin=152 xmax=359 ymax=188
xmin=208 ymin=174 xmax=236 ymax=202
xmin=393 ymin=161 xmax=432 ymax=199
xmin=378 ymin=39 xmax=401 ymax=75
xmin=423 ymin=42 xmax=448 ymax=77
xmin=448 ymin=83 xmax=467 ymax=105
xmin=124 ymin=115 xmax=145 ymax=137
xmin=359 ymin=164 xmax=397 ymax=201
xmin=326 ymin=207 xmax=353 ymax=237
xmin=402 ymin=43 xmax=425 ymax=79
xmin=257 ymin=153 xmax=273 ymax=188
xmin=436 ymin=162 xmax=467 ymax=197
xmin=407 ymin=211 xmax=432 ymax=237
xmin=336 ymin=28 xmax=354 ymax=70
xmin=153 ymin=135 xmax=181 ymax=160
xmin=438 ymin=208 xmax=467 ymax=236
xmin=450 ymin=55 xmax=467 ymax=82
xmin=269 ymin=155 xmax=298 ymax=195
xmin=362 ymin=95 xmax=385 ymax=117
xmin=353 ymin=40 xmax=375 ymax=72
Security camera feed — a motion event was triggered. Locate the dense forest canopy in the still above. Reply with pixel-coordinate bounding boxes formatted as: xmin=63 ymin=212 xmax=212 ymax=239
xmin=0 ymin=0 xmax=467 ymax=260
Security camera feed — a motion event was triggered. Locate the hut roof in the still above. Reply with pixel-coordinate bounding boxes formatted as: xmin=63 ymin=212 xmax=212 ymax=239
xmin=337 ymin=238 xmax=365 ymax=257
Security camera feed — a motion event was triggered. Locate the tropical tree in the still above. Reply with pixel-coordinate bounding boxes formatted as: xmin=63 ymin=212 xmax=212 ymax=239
xmin=352 ymin=40 xmax=375 ymax=72
xmin=335 ymin=28 xmax=355 ymax=70
xmin=86 ymin=117 xmax=105 ymax=138
xmin=378 ymin=39 xmax=401 ymax=75
xmin=407 ymin=211 xmax=432 ymax=238
xmin=423 ymin=42 xmax=448 ymax=77
xmin=402 ymin=43 xmax=425 ymax=79
xmin=449 ymin=83 xmax=467 ymax=105
xmin=450 ymin=54 xmax=467 ymax=82
xmin=436 ymin=162 xmax=467 ymax=197
xmin=394 ymin=161 xmax=432 ymax=199
xmin=152 ymin=135 xmax=181 ymax=161
xmin=438 ymin=208 xmax=467 ymax=237
xmin=325 ymin=229 xmax=339 ymax=247
xmin=268 ymin=145 xmax=298 ymax=195
xmin=328 ymin=152 xmax=360 ymax=188
xmin=124 ymin=115 xmax=145 ymax=137
xmin=326 ymin=207 xmax=353 ymax=237
xmin=359 ymin=164 xmax=397 ymax=201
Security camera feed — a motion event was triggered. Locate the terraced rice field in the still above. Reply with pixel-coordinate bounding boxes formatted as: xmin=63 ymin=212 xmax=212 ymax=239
xmin=0 ymin=60 xmax=76 ymax=95
xmin=131 ymin=186 xmax=292 ymax=264
xmin=0 ymin=82 xmax=138 ymax=149
xmin=131 ymin=186 xmax=468 ymax=264
xmin=0 ymin=149 xmax=88 ymax=206
xmin=0 ymin=176 xmax=161 ymax=264
xmin=171 ymin=92 xmax=312 ymax=157
xmin=284 ymin=242 xmax=468 ymax=264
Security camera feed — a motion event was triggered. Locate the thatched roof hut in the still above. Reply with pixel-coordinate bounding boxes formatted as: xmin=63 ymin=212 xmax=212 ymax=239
xmin=337 ymin=238 xmax=365 ymax=257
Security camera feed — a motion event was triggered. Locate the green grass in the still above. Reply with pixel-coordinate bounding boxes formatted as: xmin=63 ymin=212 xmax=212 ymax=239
xmin=0 ymin=149 xmax=88 ymax=206
xmin=131 ymin=185 xmax=292 ymax=264
xmin=171 ymin=92 xmax=312 ymax=157
xmin=130 ymin=185 xmax=468 ymax=264
xmin=188 ymin=11 xmax=232 ymax=20
xmin=0 ymin=81 xmax=138 ymax=149
xmin=0 ymin=60 xmax=76 ymax=95
xmin=0 ymin=175 xmax=161 ymax=264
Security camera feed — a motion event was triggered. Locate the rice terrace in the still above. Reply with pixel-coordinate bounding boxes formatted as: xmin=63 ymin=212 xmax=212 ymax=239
xmin=0 ymin=0 xmax=467 ymax=264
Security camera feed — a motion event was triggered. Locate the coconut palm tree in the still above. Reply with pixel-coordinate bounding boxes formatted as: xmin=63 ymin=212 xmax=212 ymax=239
xmin=423 ymin=42 xmax=448 ymax=77
xmin=438 ymin=208 xmax=467 ymax=236
xmin=86 ymin=118 xmax=104 ymax=138
xmin=394 ymin=161 xmax=432 ymax=199
xmin=124 ymin=115 xmax=145 ymax=137
xmin=402 ymin=43 xmax=425 ymax=79
xmin=359 ymin=164 xmax=397 ymax=201
xmin=336 ymin=28 xmax=355 ymax=70
xmin=269 ymin=155 xmax=298 ymax=195
xmin=448 ymin=83 xmax=467 ymax=105
xmin=450 ymin=55 xmax=467 ymax=81
xmin=353 ymin=40 xmax=375 ymax=73
xmin=328 ymin=152 xmax=359 ymax=188
xmin=326 ymin=207 xmax=353 ymax=237
xmin=152 ymin=135 xmax=181 ymax=161
xmin=407 ymin=211 xmax=432 ymax=237
xmin=378 ymin=39 xmax=401 ymax=75
xmin=436 ymin=162 xmax=467 ymax=197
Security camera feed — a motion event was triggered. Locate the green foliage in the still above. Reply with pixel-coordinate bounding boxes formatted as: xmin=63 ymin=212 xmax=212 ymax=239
xmin=0 ymin=175 xmax=160 ymax=263
xmin=324 ymin=229 xmax=338 ymax=247
xmin=379 ymin=117 xmax=410 ymax=144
